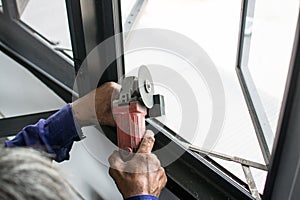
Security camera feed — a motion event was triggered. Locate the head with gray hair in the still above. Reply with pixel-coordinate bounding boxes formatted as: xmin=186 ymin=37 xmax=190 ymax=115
xmin=0 ymin=147 xmax=71 ymax=200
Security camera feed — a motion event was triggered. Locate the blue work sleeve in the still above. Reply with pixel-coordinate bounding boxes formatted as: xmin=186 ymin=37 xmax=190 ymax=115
xmin=4 ymin=104 xmax=84 ymax=162
xmin=125 ymin=195 xmax=158 ymax=200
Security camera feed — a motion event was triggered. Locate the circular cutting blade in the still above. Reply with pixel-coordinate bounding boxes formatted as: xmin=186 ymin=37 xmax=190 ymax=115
xmin=138 ymin=65 xmax=154 ymax=108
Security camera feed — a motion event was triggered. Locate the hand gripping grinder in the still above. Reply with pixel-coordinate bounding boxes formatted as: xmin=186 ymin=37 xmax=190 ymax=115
xmin=112 ymin=65 xmax=165 ymax=159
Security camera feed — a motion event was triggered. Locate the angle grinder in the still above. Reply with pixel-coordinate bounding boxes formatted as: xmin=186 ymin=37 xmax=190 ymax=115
xmin=112 ymin=65 xmax=165 ymax=160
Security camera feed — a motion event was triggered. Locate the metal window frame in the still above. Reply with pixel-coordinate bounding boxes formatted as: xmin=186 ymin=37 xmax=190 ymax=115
xmin=0 ymin=0 xmax=257 ymax=199
xmin=0 ymin=0 xmax=76 ymax=103
xmin=235 ymin=0 xmax=279 ymax=165
xmin=0 ymin=110 xmax=57 ymax=138
xmin=65 ymin=0 xmax=125 ymax=96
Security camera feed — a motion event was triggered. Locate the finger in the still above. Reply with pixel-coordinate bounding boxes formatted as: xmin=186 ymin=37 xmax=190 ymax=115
xmin=137 ymin=130 xmax=155 ymax=154
xmin=108 ymin=150 xmax=124 ymax=169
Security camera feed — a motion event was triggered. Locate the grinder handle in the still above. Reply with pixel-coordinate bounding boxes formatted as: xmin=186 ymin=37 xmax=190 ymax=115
xmin=113 ymin=101 xmax=147 ymax=160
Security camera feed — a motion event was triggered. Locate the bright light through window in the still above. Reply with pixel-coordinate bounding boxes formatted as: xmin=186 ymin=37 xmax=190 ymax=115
xmin=119 ymin=0 xmax=300 ymax=193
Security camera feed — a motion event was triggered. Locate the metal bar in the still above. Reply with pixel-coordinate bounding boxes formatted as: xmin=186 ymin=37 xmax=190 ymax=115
xmin=236 ymin=0 xmax=248 ymax=68
xmin=65 ymin=0 xmax=86 ymax=74
xmin=242 ymin=165 xmax=262 ymax=200
xmin=189 ymin=144 xmax=268 ymax=171
xmin=2 ymin=0 xmax=19 ymax=19
xmin=236 ymin=0 xmax=256 ymax=69
xmin=54 ymin=47 xmax=74 ymax=61
xmin=112 ymin=0 xmax=126 ymax=81
xmin=236 ymin=68 xmax=271 ymax=165
xmin=65 ymin=0 xmax=124 ymax=96
xmin=0 ymin=110 xmax=58 ymax=138
xmin=123 ymin=0 xmax=147 ymax=41
xmin=92 ymin=0 xmax=124 ymax=86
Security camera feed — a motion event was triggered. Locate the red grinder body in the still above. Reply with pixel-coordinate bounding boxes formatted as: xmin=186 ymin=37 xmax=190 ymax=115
xmin=112 ymin=66 xmax=164 ymax=159
xmin=113 ymin=101 xmax=147 ymax=153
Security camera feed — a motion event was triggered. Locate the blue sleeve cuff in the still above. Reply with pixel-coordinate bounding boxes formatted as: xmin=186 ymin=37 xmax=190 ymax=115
xmin=41 ymin=104 xmax=84 ymax=161
xmin=5 ymin=104 xmax=84 ymax=162
xmin=125 ymin=195 xmax=158 ymax=200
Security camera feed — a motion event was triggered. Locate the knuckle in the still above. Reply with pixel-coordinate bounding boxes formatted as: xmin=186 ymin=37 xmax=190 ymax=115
xmin=149 ymin=154 xmax=161 ymax=166
xmin=106 ymin=81 xmax=120 ymax=91
xmin=105 ymin=81 xmax=115 ymax=88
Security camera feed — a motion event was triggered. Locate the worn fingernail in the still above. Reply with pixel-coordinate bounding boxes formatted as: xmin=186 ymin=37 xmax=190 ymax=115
xmin=144 ymin=130 xmax=155 ymax=139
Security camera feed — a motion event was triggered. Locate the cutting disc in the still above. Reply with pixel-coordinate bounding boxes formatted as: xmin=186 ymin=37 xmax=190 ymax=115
xmin=138 ymin=65 xmax=154 ymax=108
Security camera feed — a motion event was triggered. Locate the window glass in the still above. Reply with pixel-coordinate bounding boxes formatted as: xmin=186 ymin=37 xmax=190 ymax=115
xmin=0 ymin=0 xmax=3 ymax=13
xmin=0 ymin=51 xmax=65 ymax=118
xmin=20 ymin=0 xmax=73 ymax=59
xmin=243 ymin=0 xmax=299 ymax=145
xmin=121 ymin=0 xmax=269 ymax=193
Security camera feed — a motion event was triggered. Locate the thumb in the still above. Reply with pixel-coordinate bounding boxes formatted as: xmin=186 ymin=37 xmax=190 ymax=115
xmin=137 ymin=130 xmax=155 ymax=154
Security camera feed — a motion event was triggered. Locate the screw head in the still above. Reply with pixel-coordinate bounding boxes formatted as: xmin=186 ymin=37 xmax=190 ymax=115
xmin=144 ymin=80 xmax=152 ymax=93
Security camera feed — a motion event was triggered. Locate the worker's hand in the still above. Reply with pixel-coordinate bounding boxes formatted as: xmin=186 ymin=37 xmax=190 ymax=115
xmin=108 ymin=130 xmax=167 ymax=199
xmin=71 ymin=82 xmax=120 ymax=127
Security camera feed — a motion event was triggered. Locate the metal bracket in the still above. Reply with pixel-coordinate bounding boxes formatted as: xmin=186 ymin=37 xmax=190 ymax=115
xmin=242 ymin=165 xmax=262 ymax=200
xmin=123 ymin=0 xmax=148 ymax=41
xmin=188 ymin=144 xmax=267 ymax=171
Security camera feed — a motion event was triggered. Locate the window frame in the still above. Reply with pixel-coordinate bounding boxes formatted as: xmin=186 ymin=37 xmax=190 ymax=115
xmin=235 ymin=0 xmax=274 ymax=165
xmin=0 ymin=0 xmax=281 ymax=199
xmin=236 ymin=0 xmax=300 ymax=199
xmin=0 ymin=0 xmax=76 ymax=103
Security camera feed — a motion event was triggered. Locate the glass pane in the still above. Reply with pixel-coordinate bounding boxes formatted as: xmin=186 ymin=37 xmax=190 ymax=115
xmin=0 ymin=0 xmax=3 ymax=13
xmin=20 ymin=0 xmax=73 ymax=58
xmin=0 ymin=50 xmax=66 ymax=118
xmin=241 ymin=0 xmax=299 ymax=151
xmin=120 ymin=0 xmax=278 ymax=193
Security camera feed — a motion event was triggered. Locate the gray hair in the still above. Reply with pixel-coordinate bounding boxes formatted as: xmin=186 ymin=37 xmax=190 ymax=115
xmin=0 ymin=147 xmax=71 ymax=200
